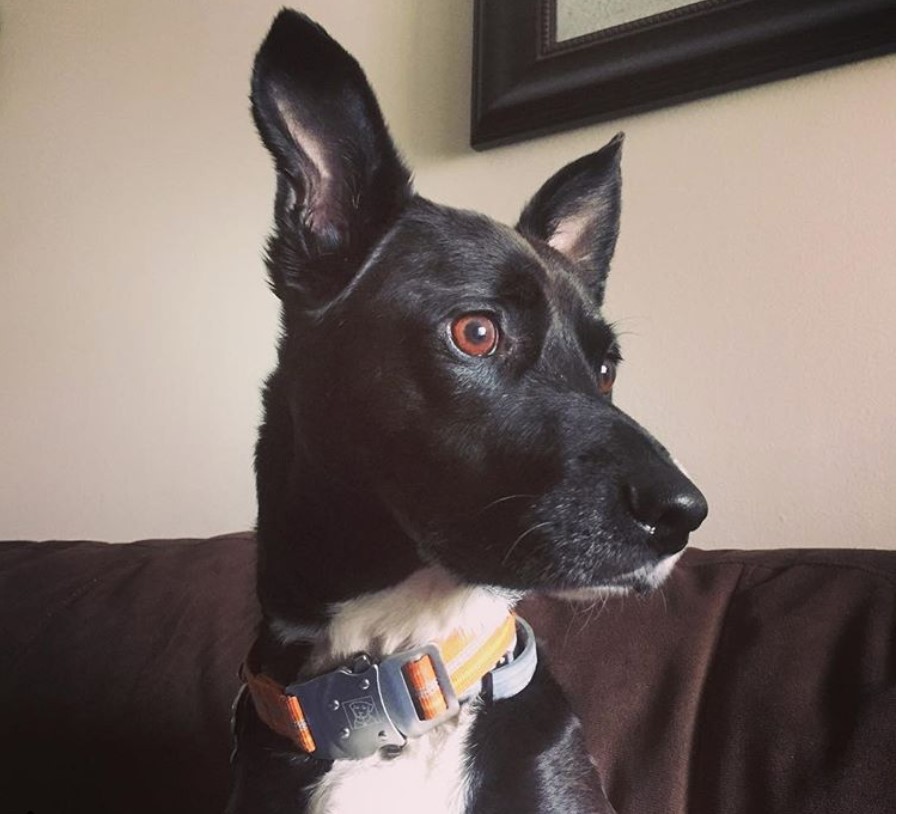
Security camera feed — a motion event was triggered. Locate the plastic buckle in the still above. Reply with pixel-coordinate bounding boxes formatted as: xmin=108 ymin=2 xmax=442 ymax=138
xmin=379 ymin=642 xmax=460 ymax=738
xmin=285 ymin=644 xmax=459 ymax=761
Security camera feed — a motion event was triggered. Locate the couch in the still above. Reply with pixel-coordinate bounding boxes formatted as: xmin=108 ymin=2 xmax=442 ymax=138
xmin=1 ymin=533 xmax=892 ymax=813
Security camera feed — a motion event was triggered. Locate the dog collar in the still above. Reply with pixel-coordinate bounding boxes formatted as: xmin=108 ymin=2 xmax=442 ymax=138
xmin=243 ymin=614 xmax=537 ymax=761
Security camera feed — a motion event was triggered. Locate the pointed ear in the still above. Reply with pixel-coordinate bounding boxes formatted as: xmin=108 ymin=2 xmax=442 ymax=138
xmin=250 ymin=11 xmax=412 ymax=300
xmin=516 ymin=134 xmax=623 ymax=303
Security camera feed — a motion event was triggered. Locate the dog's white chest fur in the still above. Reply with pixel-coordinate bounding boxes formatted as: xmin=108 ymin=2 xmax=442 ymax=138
xmin=291 ymin=566 xmax=512 ymax=814
xmin=307 ymin=707 xmax=475 ymax=814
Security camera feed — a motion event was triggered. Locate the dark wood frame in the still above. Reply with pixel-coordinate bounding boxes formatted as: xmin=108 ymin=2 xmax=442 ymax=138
xmin=471 ymin=0 xmax=894 ymax=149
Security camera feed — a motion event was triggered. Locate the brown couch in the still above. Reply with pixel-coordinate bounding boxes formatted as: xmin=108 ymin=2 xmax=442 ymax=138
xmin=1 ymin=533 xmax=893 ymax=813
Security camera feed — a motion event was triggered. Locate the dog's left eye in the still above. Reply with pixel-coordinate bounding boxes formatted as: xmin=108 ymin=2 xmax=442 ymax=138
xmin=450 ymin=313 xmax=499 ymax=357
xmin=598 ymin=359 xmax=617 ymax=395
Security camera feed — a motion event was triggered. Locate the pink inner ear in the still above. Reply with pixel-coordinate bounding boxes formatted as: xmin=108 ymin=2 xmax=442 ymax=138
xmin=547 ymin=211 xmax=592 ymax=261
xmin=272 ymin=88 xmax=332 ymax=180
xmin=272 ymin=87 xmax=343 ymax=232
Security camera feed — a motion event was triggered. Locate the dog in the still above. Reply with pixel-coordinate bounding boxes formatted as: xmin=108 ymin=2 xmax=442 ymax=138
xmin=226 ymin=10 xmax=708 ymax=814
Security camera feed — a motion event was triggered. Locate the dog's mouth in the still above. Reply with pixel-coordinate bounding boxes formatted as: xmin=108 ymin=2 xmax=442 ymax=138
xmin=401 ymin=503 xmax=695 ymax=600
xmin=382 ymin=465 xmax=702 ymax=602
xmin=549 ymin=550 xmax=684 ymax=601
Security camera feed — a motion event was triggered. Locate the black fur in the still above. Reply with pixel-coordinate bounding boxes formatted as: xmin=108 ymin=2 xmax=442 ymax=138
xmin=228 ymin=10 xmax=707 ymax=813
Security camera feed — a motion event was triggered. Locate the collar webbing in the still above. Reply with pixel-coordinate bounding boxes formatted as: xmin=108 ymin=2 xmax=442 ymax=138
xmin=244 ymin=613 xmax=534 ymax=760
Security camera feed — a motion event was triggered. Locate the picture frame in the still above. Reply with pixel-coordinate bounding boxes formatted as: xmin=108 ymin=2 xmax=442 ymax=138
xmin=471 ymin=0 xmax=894 ymax=149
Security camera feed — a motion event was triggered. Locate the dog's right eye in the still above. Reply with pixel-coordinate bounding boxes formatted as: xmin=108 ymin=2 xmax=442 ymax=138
xmin=450 ymin=314 xmax=499 ymax=357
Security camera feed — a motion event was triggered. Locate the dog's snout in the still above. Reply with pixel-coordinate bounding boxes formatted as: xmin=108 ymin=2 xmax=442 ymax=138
xmin=625 ymin=471 xmax=708 ymax=556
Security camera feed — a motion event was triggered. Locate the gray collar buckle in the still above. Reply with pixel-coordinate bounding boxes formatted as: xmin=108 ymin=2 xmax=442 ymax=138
xmin=285 ymin=642 xmax=460 ymax=761
xmin=281 ymin=616 xmax=538 ymax=762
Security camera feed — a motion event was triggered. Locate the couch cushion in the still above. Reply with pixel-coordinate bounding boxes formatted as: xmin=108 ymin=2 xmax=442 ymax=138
xmin=0 ymin=536 xmax=892 ymax=814
xmin=1 ymin=533 xmax=258 ymax=814
xmin=519 ymin=548 xmax=895 ymax=814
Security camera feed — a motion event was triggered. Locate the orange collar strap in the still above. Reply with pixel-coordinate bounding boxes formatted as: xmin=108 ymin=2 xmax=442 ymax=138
xmin=244 ymin=614 xmax=526 ymax=761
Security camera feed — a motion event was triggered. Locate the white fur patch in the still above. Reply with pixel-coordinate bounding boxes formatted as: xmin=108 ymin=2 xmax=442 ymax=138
xmin=307 ymin=704 xmax=476 ymax=814
xmin=268 ymin=618 xmax=323 ymax=645
xmin=553 ymin=550 xmax=684 ymax=601
xmin=302 ymin=566 xmax=511 ymax=814
xmin=310 ymin=565 xmax=512 ymax=672
xmin=644 ymin=549 xmax=683 ymax=585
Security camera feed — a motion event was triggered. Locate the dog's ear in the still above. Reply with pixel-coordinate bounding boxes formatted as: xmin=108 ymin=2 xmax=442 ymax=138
xmin=516 ymin=134 xmax=623 ymax=303
xmin=251 ymin=10 xmax=412 ymax=301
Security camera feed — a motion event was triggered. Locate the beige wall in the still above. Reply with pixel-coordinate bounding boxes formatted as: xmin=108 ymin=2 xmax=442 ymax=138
xmin=0 ymin=0 xmax=893 ymax=549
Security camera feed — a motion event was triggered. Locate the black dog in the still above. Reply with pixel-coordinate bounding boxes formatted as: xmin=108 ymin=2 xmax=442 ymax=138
xmin=227 ymin=10 xmax=707 ymax=814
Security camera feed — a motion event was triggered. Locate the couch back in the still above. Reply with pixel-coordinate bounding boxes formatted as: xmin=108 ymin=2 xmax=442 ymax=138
xmin=1 ymin=534 xmax=892 ymax=813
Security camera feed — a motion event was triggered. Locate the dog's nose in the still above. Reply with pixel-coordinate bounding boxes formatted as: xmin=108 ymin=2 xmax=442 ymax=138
xmin=626 ymin=471 xmax=708 ymax=556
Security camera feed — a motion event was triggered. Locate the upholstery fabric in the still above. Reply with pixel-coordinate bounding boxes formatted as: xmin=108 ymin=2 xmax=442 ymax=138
xmin=0 ymin=534 xmax=892 ymax=814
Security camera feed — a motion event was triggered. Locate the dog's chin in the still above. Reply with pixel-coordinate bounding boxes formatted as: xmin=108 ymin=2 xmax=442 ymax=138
xmin=550 ymin=550 xmax=684 ymax=601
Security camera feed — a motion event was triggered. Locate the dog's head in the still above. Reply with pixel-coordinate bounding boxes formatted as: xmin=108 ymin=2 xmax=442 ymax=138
xmin=250 ymin=11 xmax=707 ymax=603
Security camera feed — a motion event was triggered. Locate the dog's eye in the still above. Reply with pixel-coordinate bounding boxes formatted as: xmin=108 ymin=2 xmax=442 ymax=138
xmin=450 ymin=314 xmax=499 ymax=357
xmin=598 ymin=359 xmax=617 ymax=395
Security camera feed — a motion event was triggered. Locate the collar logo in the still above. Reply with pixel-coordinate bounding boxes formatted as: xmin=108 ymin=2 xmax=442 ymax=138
xmin=345 ymin=696 xmax=382 ymax=730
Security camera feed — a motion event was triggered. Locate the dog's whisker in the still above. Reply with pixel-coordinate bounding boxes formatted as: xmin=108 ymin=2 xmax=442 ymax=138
xmin=562 ymin=607 xmax=579 ymax=650
xmin=501 ymin=521 xmax=552 ymax=565
xmin=579 ymin=595 xmax=609 ymax=633
xmin=477 ymin=493 xmax=538 ymax=516
xmin=658 ymin=586 xmax=669 ymax=615
xmin=607 ymin=317 xmax=643 ymax=336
